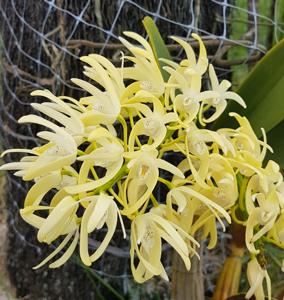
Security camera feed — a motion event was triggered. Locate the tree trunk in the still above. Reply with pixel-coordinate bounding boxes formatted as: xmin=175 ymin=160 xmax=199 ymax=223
xmin=212 ymin=222 xmax=246 ymax=300
xmin=172 ymin=244 xmax=204 ymax=300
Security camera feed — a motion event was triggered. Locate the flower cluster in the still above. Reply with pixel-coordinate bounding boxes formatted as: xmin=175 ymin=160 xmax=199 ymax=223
xmin=1 ymin=31 xmax=283 ymax=299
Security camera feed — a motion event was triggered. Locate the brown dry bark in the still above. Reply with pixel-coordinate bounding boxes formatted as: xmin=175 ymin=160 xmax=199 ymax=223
xmin=171 ymin=245 xmax=204 ymax=300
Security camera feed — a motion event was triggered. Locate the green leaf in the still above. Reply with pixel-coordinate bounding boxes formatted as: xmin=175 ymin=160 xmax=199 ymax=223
xmin=213 ymin=38 xmax=284 ymax=167
xmin=142 ymin=16 xmax=172 ymax=81
xmin=265 ymin=120 xmax=284 ymax=168
xmin=214 ymin=37 xmax=284 ymax=138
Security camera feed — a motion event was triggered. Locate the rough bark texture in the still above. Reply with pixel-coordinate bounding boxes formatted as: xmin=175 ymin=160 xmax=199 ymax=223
xmin=172 ymin=246 xmax=204 ymax=300
xmin=212 ymin=223 xmax=246 ymax=300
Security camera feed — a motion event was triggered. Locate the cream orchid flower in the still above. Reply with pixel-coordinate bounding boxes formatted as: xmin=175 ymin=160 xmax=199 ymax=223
xmin=245 ymin=257 xmax=271 ymax=300
xmin=80 ymin=194 xmax=126 ymax=266
xmin=163 ymin=68 xmax=215 ymax=125
xmin=19 ymin=172 xmax=78 ymax=244
xmin=33 ymin=227 xmax=79 ymax=269
xmin=119 ymin=31 xmax=165 ymax=97
xmin=71 ymin=54 xmax=123 ymax=126
xmin=65 ymin=127 xmax=124 ymax=194
xmin=0 ymin=115 xmax=77 ymax=181
xmin=201 ymin=64 xmax=246 ymax=123
xmin=130 ymin=209 xmax=198 ymax=283
xmin=121 ymin=146 xmax=184 ymax=216
xmin=269 ymin=212 xmax=284 ymax=244
xmin=220 ymin=113 xmax=272 ymax=177
xmin=176 ymin=124 xmax=235 ymax=187
xmin=166 ymin=184 xmax=231 ymax=229
xmin=30 ymin=89 xmax=85 ymax=143
xmin=16 ymin=171 xmax=80 ymax=269
xmin=245 ymin=187 xmax=280 ymax=254
xmin=201 ymin=154 xmax=238 ymax=208
xmin=170 ymin=33 xmax=209 ymax=76
xmin=127 ymin=91 xmax=178 ymax=150
xmin=163 ymin=33 xmax=212 ymax=115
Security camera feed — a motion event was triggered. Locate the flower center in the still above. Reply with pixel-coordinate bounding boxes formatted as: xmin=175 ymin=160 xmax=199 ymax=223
xmin=138 ymin=164 xmax=150 ymax=180
xmin=259 ymin=210 xmax=273 ymax=224
xmin=93 ymin=103 xmax=104 ymax=112
xmin=45 ymin=145 xmax=70 ymax=156
xmin=97 ymin=211 xmax=108 ymax=229
xmin=213 ymin=188 xmax=226 ymax=200
xmin=141 ymin=80 xmax=153 ymax=92
xmin=193 ymin=141 xmax=206 ymax=155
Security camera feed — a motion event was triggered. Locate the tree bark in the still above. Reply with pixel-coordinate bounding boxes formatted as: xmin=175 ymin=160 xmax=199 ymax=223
xmin=172 ymin=244 xmax=204 ymax=300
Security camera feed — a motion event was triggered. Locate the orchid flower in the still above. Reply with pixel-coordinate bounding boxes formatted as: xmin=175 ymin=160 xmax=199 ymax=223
xmin=245 ymin=257 xmax=271 ymax=300
xmin=163 ymin=69 xmax=214 ymax=125
xmin=17 ymin=171 xmax=80 ymax=269
xmin=127 ymin=91 xmax=178 ymax=150
xmin=2 ymin=27 xmax=284 ymax=290
xmin=0 ymin=115 xmax=77 ymax=181
xmin=30 ymin=89 xmax=85 ymax=142
xmin=269 ymin=212 xmax=284 ymax=244
xmin=119 ymin=31 xmax=165 ymax=97
xmin=170 ymin=33 xmax=209 ymax=76
xmin=200 ymin=64 xmax=246 ymax=123
xmin=163 ymin=33 xmax=212 ymax=115
xmin=71 ymin=54 xmax=123 ymax=126
xmin=33 ymin=227 xmax=79 ymax=269
xmin=121 ymin=146 xmax=184 ymax=216
xmin=130 ymin=209 xmax=198 ymax=283
xmin=80 ymin=194 xmax=126 ymax=266
xmin=220 ymin=113 xmax=272 ymax=177
xmin=166 ymin=184 xmax=231 ymax=228
xmin=245 ymin=185 xmax=280 ymax=254
xmin=65 ymin=127 xmax=124 ymax=194
xmin=175 ymin=124 xmax=235 ymax=187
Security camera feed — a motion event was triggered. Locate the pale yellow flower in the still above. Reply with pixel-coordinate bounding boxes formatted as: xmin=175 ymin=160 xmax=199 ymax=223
xmin=130 ymin=209 xmax=198 ymax=283
xmin=72 ymin=54 xmax=124 ymax=126
xmin=200 ymin=64 xmax=246 ymax=123
xmin=170 ymin=33 xmax=208 ymax=76
xmin=121 ymin=146 xmax=184 ymax=216
xmin=245 ymin=161 xmax=282 ymax=250
xmin=245 ymin=257 xmax=271 ymax=300
xmin=79 ymin=194 xmax=125 ymax=266
xmin=269 ymin=213 xmax=284 ymax=244
xmin=16 ymin=172 xmax=80 ymax=269
xmin=220 ymin=113 xmax=272 ymax=177
xmin=0 ymin=115 xmax=77 ymax=181
xmin=201 ymin=154 xmax=238 ymax=208
xmin=30 ymin=89 xmax=85 ymax=142
xmin=245 ymin=188 xmax=280 ymax=254
xmin=65 ymin=127 xmax=124 ymax=194
xmin=119 ymin=31 xmax=165 ymax=97
xmin=163 ymin=33 xmax=212 ymax=115
xmin=127 ymin=91 xmax=178 ymax=150
xmin=33 ymin=228 xmax=79 ymax=269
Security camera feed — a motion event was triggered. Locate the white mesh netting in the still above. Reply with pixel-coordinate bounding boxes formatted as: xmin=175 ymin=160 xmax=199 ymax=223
xmin=0 ymin=0 xmax=283 ymax=298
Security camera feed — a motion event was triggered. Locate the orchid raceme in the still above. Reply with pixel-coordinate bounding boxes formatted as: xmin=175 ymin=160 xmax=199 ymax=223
xmin=1 ymin=26 xmax=284 ymax=299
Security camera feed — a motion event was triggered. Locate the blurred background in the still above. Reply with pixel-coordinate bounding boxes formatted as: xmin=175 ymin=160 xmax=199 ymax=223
xmin=0 ymin=0 xmax=283 ymax=299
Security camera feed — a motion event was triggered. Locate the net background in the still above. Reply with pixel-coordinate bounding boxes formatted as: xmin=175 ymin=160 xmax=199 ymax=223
xmin=0 ymin=0 xmax=283 ymax=299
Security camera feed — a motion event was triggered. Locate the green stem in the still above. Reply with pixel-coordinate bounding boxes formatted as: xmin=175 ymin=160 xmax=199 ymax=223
xmin=117 ymin=114 xmax=128 ymax=152
xmin=95 ymin=164 xmax=128 ymax=195
xmin=158 ymin=177 xmax=174 ymax=189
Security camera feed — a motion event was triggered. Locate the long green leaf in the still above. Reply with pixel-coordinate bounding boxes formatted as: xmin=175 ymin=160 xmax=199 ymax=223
xmin=214 ymin=37 xmax=284 ymax=138
xmin=265 ymin=120 xmax=284 ymax=168
xmin=213 ymin=38 xmax=284 ymax=167
xmin=142 ymin=16 xmax=172 ymax=81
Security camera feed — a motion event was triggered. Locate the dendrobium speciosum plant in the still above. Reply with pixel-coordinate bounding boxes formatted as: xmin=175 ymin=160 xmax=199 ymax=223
xmin=1 ymin=26 xmax=283 ymax=300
